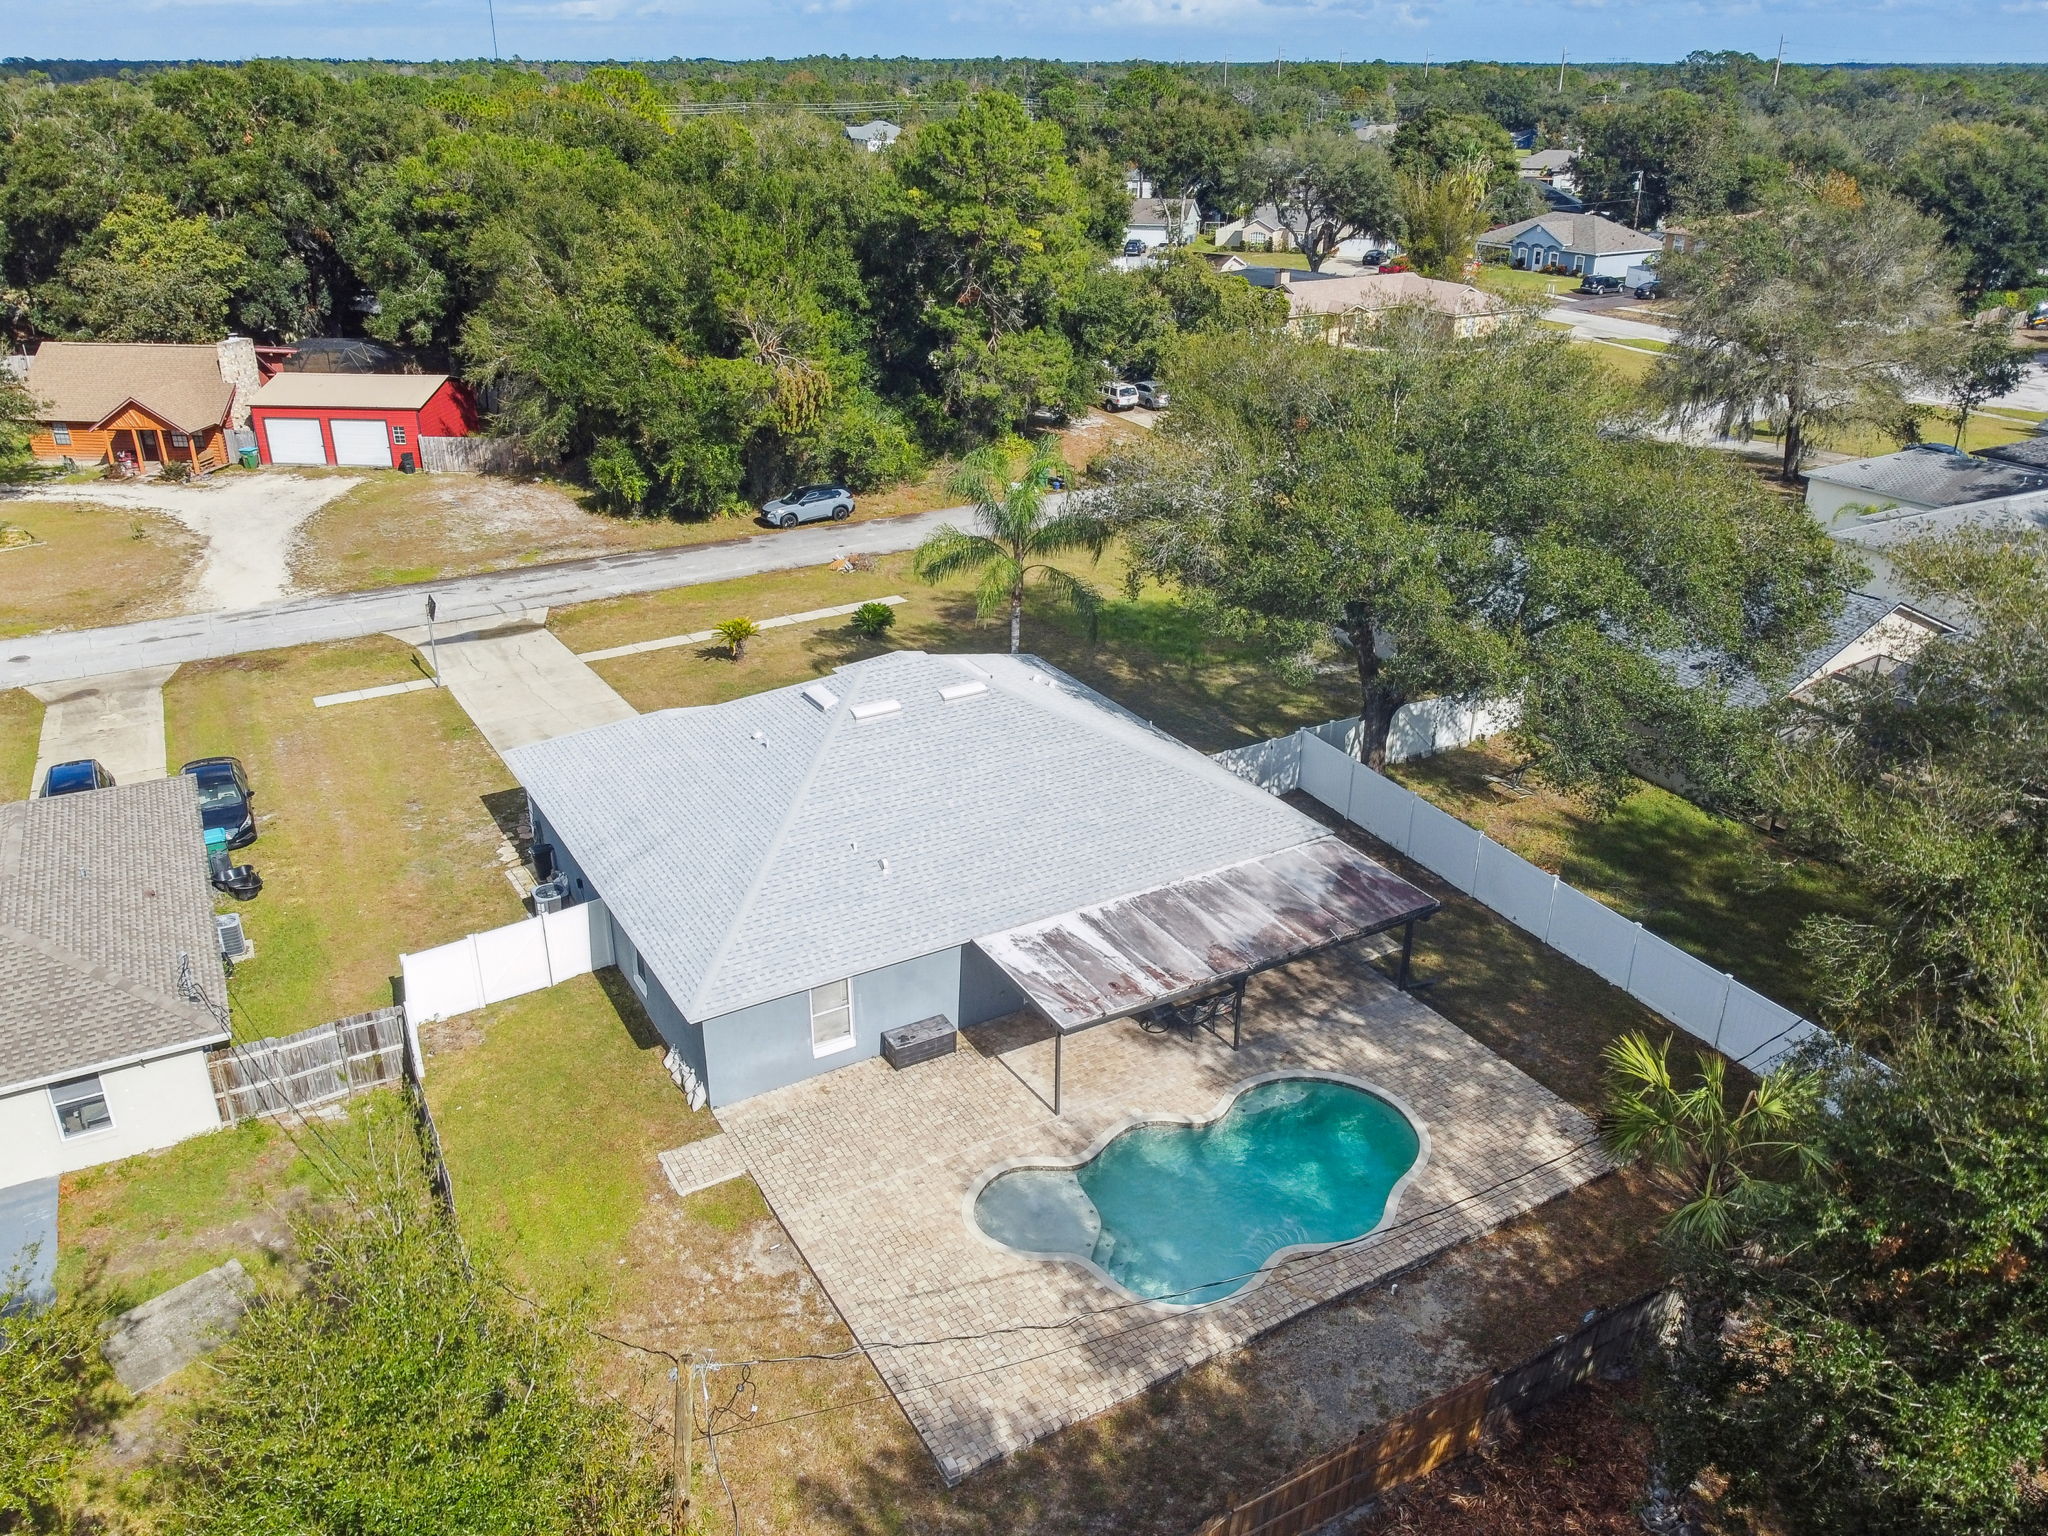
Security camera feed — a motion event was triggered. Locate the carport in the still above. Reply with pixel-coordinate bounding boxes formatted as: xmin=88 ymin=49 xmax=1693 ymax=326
xmin=975 ymin=837 xmax=1439 ymax=1113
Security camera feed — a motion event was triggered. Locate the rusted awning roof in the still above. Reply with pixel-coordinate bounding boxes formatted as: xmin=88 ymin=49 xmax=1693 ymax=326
xmin=975 ymin=838 xmax=1438 ymax=1033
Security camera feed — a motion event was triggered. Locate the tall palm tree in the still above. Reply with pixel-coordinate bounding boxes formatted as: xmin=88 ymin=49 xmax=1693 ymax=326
xmin=912 ymin=437 xmax=1110 ymax=654
xmin=1600 ymin=1032 xmax=1826 ymax=1248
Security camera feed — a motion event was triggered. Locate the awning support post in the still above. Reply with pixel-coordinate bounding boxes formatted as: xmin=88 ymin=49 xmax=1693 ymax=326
xmin=1053 ymin=1029 xmax=1064 ymax=1116
xmin=1397 ymin=918 xmax=1418 ymax=991
xmin=1230 ymin=977 xmax=1246 ymax=1050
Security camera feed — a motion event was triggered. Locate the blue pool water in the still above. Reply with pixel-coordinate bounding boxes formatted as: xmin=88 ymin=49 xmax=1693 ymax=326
xmin=973 ymin=1077 xmax=1422 ymax=1305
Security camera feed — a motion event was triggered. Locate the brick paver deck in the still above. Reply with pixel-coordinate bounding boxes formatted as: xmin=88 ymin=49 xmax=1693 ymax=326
xmin=657 ymin=1132 xmax=748 ymax=1199
xmin=715 ymin=946 xmax=1610 ymax=1482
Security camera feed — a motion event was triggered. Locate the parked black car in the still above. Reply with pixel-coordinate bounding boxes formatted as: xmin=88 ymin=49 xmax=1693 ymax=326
xmin=1122 ymin=238 xmax=1148 ymax=257
xmin=181 ymin=756 xmax=257 ymax=849
xmin=1633 ymin=279 xmax=1662 ymax=299
xmin=40 ymin=759 xmax=113 ymax=797
xmin=1577 ymin=274 xmax=1624 ymax=295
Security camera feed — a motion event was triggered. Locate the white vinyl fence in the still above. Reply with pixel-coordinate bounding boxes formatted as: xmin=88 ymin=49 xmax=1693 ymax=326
xmin=400 ymin=900 xmax=614 ymax=1025
xmin=1211 ymin=697 xmax=1518 ymax=795
xmin=1291 ymin=733 xmax=1822 ymax=1073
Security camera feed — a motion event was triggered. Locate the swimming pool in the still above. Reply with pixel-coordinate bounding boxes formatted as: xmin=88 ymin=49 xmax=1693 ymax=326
xmin=972 ymin=1075 xmax=1426 ymax=1306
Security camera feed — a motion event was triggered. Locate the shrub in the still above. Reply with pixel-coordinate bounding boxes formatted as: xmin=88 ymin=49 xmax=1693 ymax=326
xmin=711 ymin=616 xmax=759 ymax=660
xmin=157 ymin=459 xmax=192 ymax=483
xmin=851 ymin=601 xmax=897 ymax=638
xmin=0 ymin=1279 xmax=114 ymax=1530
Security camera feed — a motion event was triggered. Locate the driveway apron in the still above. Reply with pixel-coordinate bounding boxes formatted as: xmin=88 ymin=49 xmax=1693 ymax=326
xmin=388 ymin=610 xmax=635 ymax=754
xmin=25 ymin=664 xmax=178 ymax=794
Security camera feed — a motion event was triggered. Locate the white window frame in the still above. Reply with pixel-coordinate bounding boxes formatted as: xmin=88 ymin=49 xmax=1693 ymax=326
xmin=392 ymin=424 xmax=407 ymax=445
xmin=631 ymin=947 xmax=650 ymax=997
xmin=809 ymin=979 xmax=856 ymax=1057
xmin=49 ymin=1074 xmax=114 ymax=1139
xmin=51 ymin=424 xmax=72 ymax=445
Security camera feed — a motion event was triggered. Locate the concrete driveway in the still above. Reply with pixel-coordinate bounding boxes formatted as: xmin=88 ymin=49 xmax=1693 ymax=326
xmin=1 ymin=473 xmax=361 ymax=611
xmin=25 ymin=664 xmax=178 ymax=794
xmin=388 ymin=611 xmax=634 ymax=754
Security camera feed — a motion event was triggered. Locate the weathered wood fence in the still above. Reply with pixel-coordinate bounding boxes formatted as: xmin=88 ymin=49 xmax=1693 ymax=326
xmin=208 ymin=1007 xmax=407 ymax=1122
xmin=418 ymin=436 xmax=536 ymax=475
xmin=1190 ymin=1288 xmax=1683 ymax=1536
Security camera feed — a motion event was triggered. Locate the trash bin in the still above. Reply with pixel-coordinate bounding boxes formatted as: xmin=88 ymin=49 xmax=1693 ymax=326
xmin=399 ymin=452 xmax=416 ymax=474
xmin=238 ymin=446 xmax=259 ymax=469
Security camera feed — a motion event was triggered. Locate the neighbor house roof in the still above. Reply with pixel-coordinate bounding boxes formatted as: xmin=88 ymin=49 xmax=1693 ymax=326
xmin=1478 ymin=212 xmax=1661 ymax=255
xmin=1974 ymin=435 xmax=2048 ymax=471
xmin=24 ymin=342 xmax=235 ymax=434
xmin=843 ymin=119 xmax=900 ymax=144
xmin=1257 ymin=269 xmax=1504 ymax=322
xmin=248 ymin=373 xmax=451 ymax=411
xmin=1804 ymin=444 xmax=2048 ymax=511
xmin=1127 ymin=197 xmax=1196 ymax=228
xmin=1663 ymin=591 xmax=1951 ymax=708
xmin=1518 ymin=149 xmax=1575 ymax=175
xmin=0 ymin=777 xmax=229 ymax=1095
xmin=505 ymin=652 xmax=1355 ymax=1023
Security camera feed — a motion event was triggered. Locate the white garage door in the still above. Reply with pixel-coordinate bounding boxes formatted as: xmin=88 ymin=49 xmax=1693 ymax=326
xmin=264 ymin=418 xmax=327 ymax=465
xmin=329 ymin=418 xmax=392 ymax=467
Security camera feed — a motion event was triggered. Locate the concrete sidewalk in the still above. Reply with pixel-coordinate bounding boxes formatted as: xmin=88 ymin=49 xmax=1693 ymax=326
xmin=25 ymin=665 xmax=178 ymax=794
xmin=389 ymin=612 xmax=635 ymax=753
xmin=1 ymin=504 xmax=977 ymax=693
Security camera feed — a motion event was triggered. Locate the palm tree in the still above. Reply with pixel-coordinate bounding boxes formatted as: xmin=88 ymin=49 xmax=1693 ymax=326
xmin=1600 ymin=1032 xmax=1826 ymax=1247
xmin=912 ymin=437 xmax=1110 ymax=654
xmin=712 ymin=616 xmax=759 ymax=661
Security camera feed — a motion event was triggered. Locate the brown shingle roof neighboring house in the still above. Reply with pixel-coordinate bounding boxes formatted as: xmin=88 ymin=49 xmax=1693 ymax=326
xmin=248 ymin=373 xmax=451 ymax=410
xmin=1478 ymin=212 xmax=1661 ymax=255
xmin=24 ymin=342 xmax=236 ymax=434
xmin=1274 ymin=269 xmax=1504 ymax=322
xmin=0 ymin=777 xmax=229 ymax=1094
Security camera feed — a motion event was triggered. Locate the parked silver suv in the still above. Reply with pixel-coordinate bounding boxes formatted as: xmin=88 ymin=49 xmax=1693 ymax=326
xmin=760 ymin=484 xmax=855 ymax=527
xmin=1135 ymin=380 xmax=1170 ymax=410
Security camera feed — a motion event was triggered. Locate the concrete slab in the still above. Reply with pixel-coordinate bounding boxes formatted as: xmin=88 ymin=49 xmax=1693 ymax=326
xmin=25 ymin=664 xmax=178 ymax=794
xmin=0 ymin=1176 xmax=59 ymax=1311
xmin=101 ymin=1258 xmax=254 ymax=1392
xmin=658 ymin=1133 xmax=749 ymax=1199
xmin=387 ymin=610 xmax=635 ymax=754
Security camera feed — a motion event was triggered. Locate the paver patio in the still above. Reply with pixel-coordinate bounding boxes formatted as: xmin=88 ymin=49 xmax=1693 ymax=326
xmin=713 ymin=943 xmax=1611 ymax=1482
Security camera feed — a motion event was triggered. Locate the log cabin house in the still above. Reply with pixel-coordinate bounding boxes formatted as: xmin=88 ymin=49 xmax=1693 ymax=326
xmin=24 ymin=340 xmax=258 ymax=474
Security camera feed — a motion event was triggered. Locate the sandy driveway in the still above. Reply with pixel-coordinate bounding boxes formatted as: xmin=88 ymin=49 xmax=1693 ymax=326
xmin=3 ymin=474 xmax=361 ymax=611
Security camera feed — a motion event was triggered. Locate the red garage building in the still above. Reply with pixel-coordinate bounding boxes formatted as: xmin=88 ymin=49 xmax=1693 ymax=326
xmin=248 ymin=373 xmax=478 ymax=468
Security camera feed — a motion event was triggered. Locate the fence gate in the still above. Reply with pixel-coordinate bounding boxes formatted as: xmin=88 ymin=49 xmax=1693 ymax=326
xmin=208 ymin=1007 xmax=408 ymax=1122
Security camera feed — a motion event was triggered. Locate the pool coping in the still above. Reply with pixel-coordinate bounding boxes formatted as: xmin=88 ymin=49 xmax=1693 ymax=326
xmin=960 ymin=1069 xmax=1435 ymax=1314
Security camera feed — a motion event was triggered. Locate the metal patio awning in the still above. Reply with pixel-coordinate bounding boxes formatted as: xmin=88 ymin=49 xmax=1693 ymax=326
xmin=975 ymin=837 xmax=1439 ymax=1037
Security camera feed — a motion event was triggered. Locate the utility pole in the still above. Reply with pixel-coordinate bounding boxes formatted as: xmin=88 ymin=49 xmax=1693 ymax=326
xmin=1422 ymin=52 xmax=1431 ymax=77
xmin=1633 ymin=170 xmax=1644 ymax=229
xmin=672 ymin=1357 xmax=694 ymax=1533
xmin=1772 ymin=35 xmax=1785 ymax=88
xmin=1558 ymin=48 xmax=1567 ymax=94
xmin=485 ymin=0 xmax=499 ymax=60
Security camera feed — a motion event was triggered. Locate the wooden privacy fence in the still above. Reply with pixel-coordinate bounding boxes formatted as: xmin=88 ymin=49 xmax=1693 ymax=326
xmin=208 ymin=1007 xmax=408 ymax=1122
xmin=418 ymin=436 xmax=537 ymax=475
xmin=1190 ymin=1289 xmax=1683 ymax=1536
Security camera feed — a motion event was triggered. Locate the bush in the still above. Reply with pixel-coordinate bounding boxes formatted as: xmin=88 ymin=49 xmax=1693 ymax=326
xmin=0 ymin=1280 xmax=114 ymax=1531
xmin=851 ymin=601 xmax=897 ymax=638
xmin=157 ymin=459 xmax=192 ymax=483
xmin=711 ymin=616 xmax=759 ymax=660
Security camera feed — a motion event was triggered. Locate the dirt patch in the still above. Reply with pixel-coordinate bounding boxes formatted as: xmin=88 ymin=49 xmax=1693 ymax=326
xmin=0 ymin=499 xmax=202 ymax=636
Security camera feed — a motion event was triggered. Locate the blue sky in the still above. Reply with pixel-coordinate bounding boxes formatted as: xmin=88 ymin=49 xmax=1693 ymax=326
xmin=8 ymin=0 xmax=2044 ymax=70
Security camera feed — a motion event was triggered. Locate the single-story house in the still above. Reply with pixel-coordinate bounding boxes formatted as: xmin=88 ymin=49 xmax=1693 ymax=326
xmin=1124 ymin=196 xmax=1199 ymax=250
xmin=249 ymin=372 xmax=477 ymax=468
xmin=1212 ymin=205 xmax=1296 ymax=253
xmin=23 ymin=339 xmax=260 ymax=473
xmin=844 ymin=120 xmax=900 ymax=152
xmin=1517 ymin=148 xmax=1578 ymax=197
xmin=1477 ymin=212 xmax=1661 ymax=278
xmin=1350 ymin=120 xmax=1398 ymax=143
xmin=508 ymin=651 xmax=1436 ymax=1110
xmin=1668 ymin=589 xmax=1954 ymax=706
xmin=0 ymin=777 xmax=230 ymax=1187
xmin=1240 ymin=268 xmax=1507 ymax=340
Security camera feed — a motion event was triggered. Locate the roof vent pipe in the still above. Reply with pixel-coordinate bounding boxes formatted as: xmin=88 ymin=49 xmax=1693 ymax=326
xmin=850 ymin=699 xmax=902 ymax=721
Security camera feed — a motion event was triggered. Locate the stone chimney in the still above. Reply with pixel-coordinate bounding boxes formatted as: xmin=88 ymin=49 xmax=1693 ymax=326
xmin=216 ymin=336 xmax=261 ymax=429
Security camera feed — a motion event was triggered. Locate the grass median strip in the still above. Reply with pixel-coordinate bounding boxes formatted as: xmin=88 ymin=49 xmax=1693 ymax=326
xmin=574 ymin=594 xmax=906 ymax=662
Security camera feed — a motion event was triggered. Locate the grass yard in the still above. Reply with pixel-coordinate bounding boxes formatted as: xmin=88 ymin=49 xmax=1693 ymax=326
xmin=0 ymin=499 xmax=200 ymax=636
xmin=56 ymin=1112 xmax=347 ymax=1309
xmin=1390 ymin=741 xmax=1866 ymax=1019
xmin=1475 ymin=265 xmax=1578 ymax=302
xmin=163 ymin=637 xmax=527 ymax=1039
xmin=0 ymin=689 xmax=43 ymax=801
xmin=559 ymin=549 xmax=1354 ymax=753
xmin=419 ymin=972 xmax=714 ymax=1299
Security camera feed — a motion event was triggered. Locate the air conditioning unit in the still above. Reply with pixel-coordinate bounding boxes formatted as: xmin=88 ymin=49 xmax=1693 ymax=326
xmin=216 ymin=912 xmax=249 ymax=960
xmin=532 ymin=879 xmax=568 ymax=915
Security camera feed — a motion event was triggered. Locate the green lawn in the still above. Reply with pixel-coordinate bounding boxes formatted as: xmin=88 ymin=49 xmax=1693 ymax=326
xmin=1391 ymin=742 xmax=1868 ymax=1018
xmin=0 ymin=688 xmax=43 ymax=801
xmin=164 ymin=638 xmax=527 ymax=1039
xmin=420 ymin=972 xmax=715 ymax=1298
xmin=1475 ymin=265 xmax=1579 ymax=302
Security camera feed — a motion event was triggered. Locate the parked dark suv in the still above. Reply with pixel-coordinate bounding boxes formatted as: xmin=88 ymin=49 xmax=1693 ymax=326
xmin=40 ymin=759 xmax=113 ymax=797
xmin=181 ymin=756 xmax=257 ymax=849
xmin=1577 ymin=274 xmax=1624 ymax=296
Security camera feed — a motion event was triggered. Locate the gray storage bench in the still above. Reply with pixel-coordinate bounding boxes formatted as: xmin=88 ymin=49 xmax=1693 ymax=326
xmin=882 ymin=1014 xmax=956 ymax=1070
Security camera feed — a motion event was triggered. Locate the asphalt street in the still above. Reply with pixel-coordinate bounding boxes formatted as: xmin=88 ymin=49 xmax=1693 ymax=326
xmin=1 ymin=502 xmax=979 ymax=691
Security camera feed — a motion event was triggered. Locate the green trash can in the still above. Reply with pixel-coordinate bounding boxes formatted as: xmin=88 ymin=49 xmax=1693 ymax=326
xmin=238 ymin=446 xmax=259 ymax=469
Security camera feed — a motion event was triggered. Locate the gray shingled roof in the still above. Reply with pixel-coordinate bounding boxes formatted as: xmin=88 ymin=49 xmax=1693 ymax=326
xmin=0 ymin=777 xmax=229 ymax=1094
xmin=1976 ymin=435 xmax=2048 ymax=470
xmin=1663 ymin=591 xmax=1898 ymax=707
xmin=1478 ymin=211 xmax=1660 ymax=254
xmin=505 ymin=652 xmax=1335 ymax=1023
xmin=1805 ymin=444 xmax=2048 ymax=510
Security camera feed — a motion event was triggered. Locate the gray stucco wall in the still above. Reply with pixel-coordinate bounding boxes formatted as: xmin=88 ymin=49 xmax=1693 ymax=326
xmin=958 ymin=940 xmax=1028 ymax=1027
xmin=700 ymin=947 xmax=965 ymax=1106
xmin=529 ymin=801 xmax=597 ymax=903
xmin=606 ymin=918 xmax=708 ymax=1094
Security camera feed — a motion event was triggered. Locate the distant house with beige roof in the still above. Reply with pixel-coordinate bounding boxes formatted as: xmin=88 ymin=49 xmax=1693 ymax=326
xmin=1239 ymin=267 xmax=1507 ymax=341
xmin=23 ymin=339 xmax=258 ymax=473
